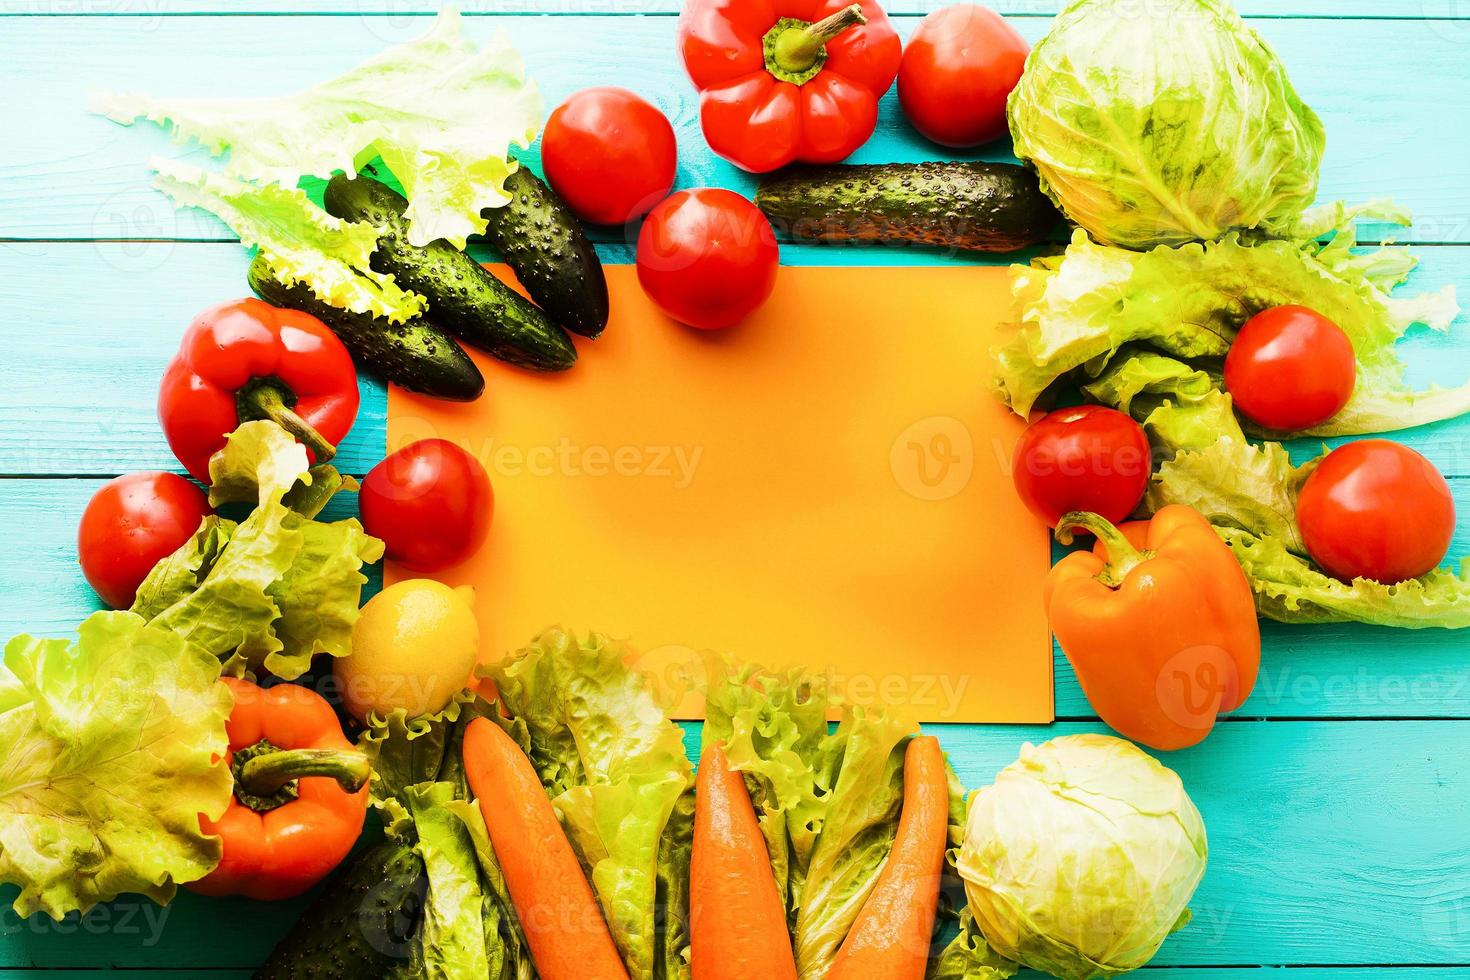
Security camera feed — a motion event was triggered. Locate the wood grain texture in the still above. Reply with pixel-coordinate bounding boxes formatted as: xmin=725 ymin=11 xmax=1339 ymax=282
xmin=4 ymin=15 xmax=1470 ymax=243
xmin=2 ymin=721 xmax=1467 ymax=968
xmin=2 ymin=242 xmax=1468 ymax=476
xmin=4 ymin=476 xmax=1470 ymax=720
xmin=4 ymin=2 xmax=1470 ymax=973
xmin=6 ymin=0 xmax=1470 ymax=15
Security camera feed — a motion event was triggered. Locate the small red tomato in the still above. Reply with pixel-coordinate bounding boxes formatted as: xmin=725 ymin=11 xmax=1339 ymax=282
xmin=636 ymin=188 xmax=779 ymax=330
xmin=542 ymin=87 xmax=678 ymax=225
xmin=1012 ymin=405 xmax=1152 ymax=527
xmin=78 ymin=471 xmax=212 ymax=608
xmin=1297 ymin=439 xmax=1455 ymax=584
xmin=361 ymin=439 xmax=494 ymax=573
xmin=1224 ymin=305 xmax=1356 ymax=431
xmin=898 ymin=4 xmax=1029 ymax=148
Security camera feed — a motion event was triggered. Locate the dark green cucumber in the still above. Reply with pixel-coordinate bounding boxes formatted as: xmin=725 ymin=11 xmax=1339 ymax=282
xmin=480 ymin=163 xmax=609 ymax=338
xmin=755 ymin=162 xmax=1061 ymax=252
xmin=248 ymin=256 xmax=484 ymax=402
xmin=323 ymin=175 xmax=577 ymax=372
xmin=254 ymin=839 xmax=426 ymax=980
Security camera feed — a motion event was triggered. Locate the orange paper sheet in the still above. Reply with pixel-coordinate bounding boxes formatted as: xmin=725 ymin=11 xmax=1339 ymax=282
xmin=388 ymin=264 xmax=1052 ymax=723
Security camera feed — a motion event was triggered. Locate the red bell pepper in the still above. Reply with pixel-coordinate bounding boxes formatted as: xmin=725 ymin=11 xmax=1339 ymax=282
xmin=189 ymin=677 xmax=371 ymax=901
xmin=159 ymin=298 xmax=360 ymax=482
xmin=679 ymin=0 xmax=901 ymax=173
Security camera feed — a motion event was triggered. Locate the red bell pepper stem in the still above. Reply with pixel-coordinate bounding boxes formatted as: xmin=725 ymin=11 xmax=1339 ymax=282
xmin=238 ymin=383 xmax=339 ymax=465
xmin=1055 ymin=511 xmax=1155 ymax=589
xmin=771 ymin=4 xmax=866 ymax=75
xmin=234 ymin=744 xmax=371 ymax=812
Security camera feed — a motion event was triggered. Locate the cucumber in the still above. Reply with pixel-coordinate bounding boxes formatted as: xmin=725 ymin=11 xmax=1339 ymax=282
xmin=755 ymin=162 xmax=1061 ymax=252
xmin=254 ymin=839 xmax=426 ymax=980
xmin=248 ymin=256 xmax=485 ymax=402
xmin=480 ymin=162 xmax=609 ymax=339
xmin=323 ymin=175 xmax=577 ymax=372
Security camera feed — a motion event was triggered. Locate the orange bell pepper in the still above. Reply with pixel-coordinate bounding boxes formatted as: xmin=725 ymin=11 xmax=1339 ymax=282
xmin=1044 ymin=504 xmax=1261 ymax=751
xmin=188 ymin=677 xmax=371 ymax=901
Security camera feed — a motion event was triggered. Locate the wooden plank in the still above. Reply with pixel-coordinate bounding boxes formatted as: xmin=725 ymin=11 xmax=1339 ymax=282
xmin=4 ymin=0 xmax=1470 ymax=18
xmin=3 ymin=16 xmax=1470 ymax=243
xmin=2 ymin=241 xmax=1467 ymax=477
xmin=3 ymin=475 xmax=1469 ymax=723
xmin=1 ymin=721 xmax=1467 ymax=967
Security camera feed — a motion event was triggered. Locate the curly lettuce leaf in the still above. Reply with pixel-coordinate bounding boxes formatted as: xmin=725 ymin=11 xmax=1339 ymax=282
xmin=929 ymin=909 xmax=1019 ymax=980
xmin=149 ymin=160 xmax=423 ymax=322
xmin=1219 ymin=527 xmax=1470 ymax=628
xmin=138 ymin=493 xmax=300 ymax=672
xmin=0 ymin=612 xmax=232 ymax=919
xmin=1083 ymin=352 xmax=1319 ymax=551
xmin=996 ymin=216 xmax=1460 ymax=422
xmin=394 ymin=782 xmax=492 ymax=980
xmin=704 ymin=663 xmax=918 ymax=980
xmin=93 ymin=9 xmax=542 ymax=249
xmin=134 ymin=422 xmax=381 ymax=679
xmin=361 ymin=690 xmax=498 ymax=834
xmin=207 ymin=419 xmax=312 ymax=507
xmin=269 ymin=517 xmax=384 ymax=666
xmin=794 ymin=707 xmax=916 ymax=979
xmin=444 ymin=799 xmax=535 ymax=980
xmin=704 ymin=663 xmax=832 ymax=911
xmin=487 ymin=630 xmax=694 ymax=980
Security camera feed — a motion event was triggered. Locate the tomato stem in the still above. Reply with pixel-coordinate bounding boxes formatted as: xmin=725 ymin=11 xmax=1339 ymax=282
xmin=1055 ymin=511 xmax=1154 ymax=589
xmin=237 ymin=382 xmax=338 ymax=464
xmin=765 ymin=4 xmax=866 ymax=82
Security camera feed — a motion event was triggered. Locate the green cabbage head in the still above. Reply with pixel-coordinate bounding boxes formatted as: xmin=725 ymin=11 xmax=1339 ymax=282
xmin=957 ymin=734 xmax=1207 ymax=979
xmin=1007 ymin=0 xmax=1325 ymax=249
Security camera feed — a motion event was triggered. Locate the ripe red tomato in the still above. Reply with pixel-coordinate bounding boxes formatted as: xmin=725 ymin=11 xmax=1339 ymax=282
xmin=898 ymin=5 xmax=1029 ymax=148
xmin=1297 ymin=439 xmax=1455 ymax=584
xmin=1012 ymin=405 xmax=1152 ymax=527
xmin=636 ymin=188 xmax=779 ymax=330
xmin=78 ymin=471 xmax=212 ymax=608
xmin=1224 ymin=305 xmax=1356 ymax=431
xmin=361 ymin=439 xmax=494 ymax=573
xmin=542 ymin=87 xmax=678 ymax=225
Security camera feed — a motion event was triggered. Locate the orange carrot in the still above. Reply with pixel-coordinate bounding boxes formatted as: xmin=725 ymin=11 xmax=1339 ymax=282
xmin=462 ymin=717 xmax=629 ymax=980
xmin=825 ymin=735 xmax=950 ymax=980
xmin=691 ymin=743 xmax=799 ymax=980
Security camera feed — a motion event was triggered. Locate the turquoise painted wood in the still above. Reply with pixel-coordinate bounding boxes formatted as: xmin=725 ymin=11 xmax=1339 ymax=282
xmin=5 ymin=15 xmax=1470 ymax=245
xmin=2 ymin=2 xmax=1470 ymax=976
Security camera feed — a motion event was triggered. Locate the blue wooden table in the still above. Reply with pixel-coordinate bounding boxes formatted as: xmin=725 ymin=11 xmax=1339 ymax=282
xmin=3 ymin=1 xmax=1470 ymax=976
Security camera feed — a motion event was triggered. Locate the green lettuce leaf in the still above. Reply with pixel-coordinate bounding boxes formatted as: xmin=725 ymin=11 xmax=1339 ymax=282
xmin=357 ymin=693 xmax=533 ymax=980
xmin=794 ymin=708 xmax=916 ymax=979
xmin=996 ymin=218 xmax=1460 ymax=421
xmin=269 ymin=517 xmax=384 ymax=666
xmin=487 ymin=629 xmax=695 ymax=980
xmin=443 ymin=798 xmax=536 ymax=980
xmin=704 ymin=663 xmax=918 ymax=980
xmin=395 ymin=782 xmax=492 ymax=980
xmin=149 ymin=160 xmax=424 ymax=322
xmin=207 ymin=420 xmax=313 ymax=506
xmin=0 ymin=612 xmax=232 ymax=918
xmin=133 ymin=421 xmax=381 ymax=679
xmin=929 ymin=909 xmax=1019 ymax=980
xmin=138 ymin=493 xmax=300 ymax=672
xmin=93 ymin=9 xmax=542 ymax=249
xmin=1219 ymin=527 xmax=1470 ymax=628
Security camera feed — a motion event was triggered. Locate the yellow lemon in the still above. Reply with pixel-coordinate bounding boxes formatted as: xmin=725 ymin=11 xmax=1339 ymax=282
xmin=337 ymin=579 xmax=480 ymax=723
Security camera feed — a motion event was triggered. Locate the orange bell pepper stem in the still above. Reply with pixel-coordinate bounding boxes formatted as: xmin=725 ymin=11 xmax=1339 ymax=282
xmin=1045 ymin=505 xmax=1261 ymax=751
xmin=189 ymin=676 xmax=370 ymax=902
